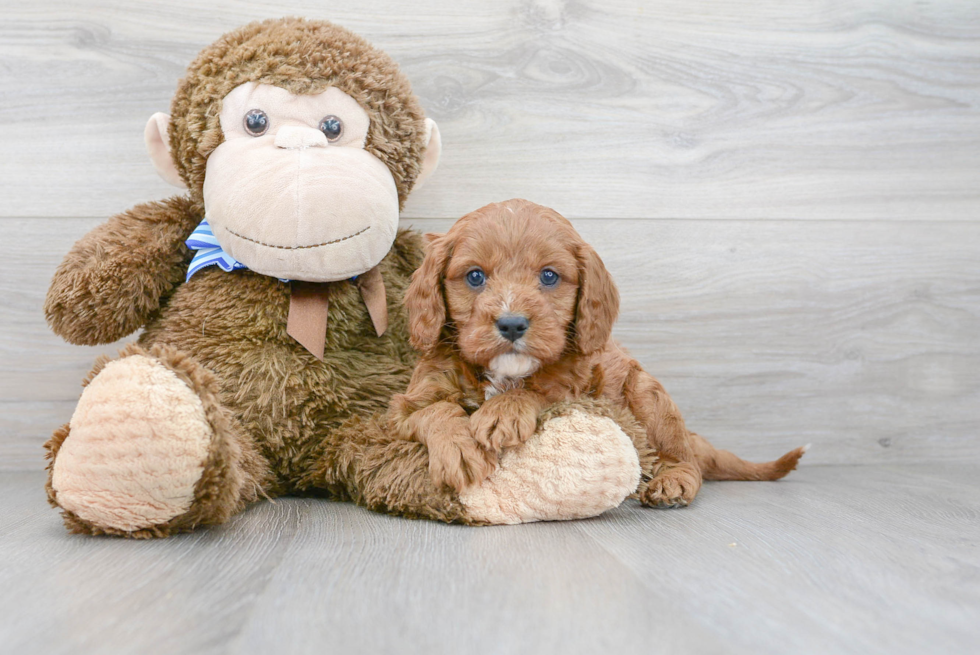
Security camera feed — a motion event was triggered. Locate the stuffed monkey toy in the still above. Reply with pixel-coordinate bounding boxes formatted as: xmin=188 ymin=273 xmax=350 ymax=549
xmin=43 ymin=18 xmax=644 ymax=537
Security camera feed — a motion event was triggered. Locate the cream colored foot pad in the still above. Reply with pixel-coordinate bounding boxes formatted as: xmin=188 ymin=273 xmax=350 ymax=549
xmin=52 ymin=355 xmax=213 ymax=531
xmin=459 ymin=410 xmax=641 ymax=525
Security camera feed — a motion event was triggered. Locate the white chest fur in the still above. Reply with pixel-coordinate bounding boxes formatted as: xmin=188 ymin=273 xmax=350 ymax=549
xmin=484 ymin=353 xmax=540 ymax=399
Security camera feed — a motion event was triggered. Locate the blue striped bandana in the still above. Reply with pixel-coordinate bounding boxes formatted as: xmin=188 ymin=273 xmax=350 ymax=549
xmin=185 ymin=218 xmax=249 ymax=281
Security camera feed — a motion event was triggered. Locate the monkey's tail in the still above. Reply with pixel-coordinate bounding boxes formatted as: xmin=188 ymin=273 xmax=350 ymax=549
xmin=690 ymin=432 xmax=809 ymax=481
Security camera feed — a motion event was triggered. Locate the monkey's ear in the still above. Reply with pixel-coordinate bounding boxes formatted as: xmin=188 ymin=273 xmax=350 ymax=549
xmin=413 ymin=118 xmax=441 ymax=191
xmin=144 ymin=112 xmax=187 ymax=189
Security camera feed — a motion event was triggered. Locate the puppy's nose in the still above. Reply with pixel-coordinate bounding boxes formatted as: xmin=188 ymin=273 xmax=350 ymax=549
xmin=496 ymin=314 xmax=529 ymax=342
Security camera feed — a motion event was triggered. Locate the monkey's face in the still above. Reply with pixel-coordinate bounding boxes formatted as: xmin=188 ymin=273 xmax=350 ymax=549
xmin=202 ymin=82 xmax=401 ymax=282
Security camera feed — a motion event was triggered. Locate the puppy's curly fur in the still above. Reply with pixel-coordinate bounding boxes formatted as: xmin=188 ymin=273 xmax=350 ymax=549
xmin=391 ymin=199 xmax=806 ymax=506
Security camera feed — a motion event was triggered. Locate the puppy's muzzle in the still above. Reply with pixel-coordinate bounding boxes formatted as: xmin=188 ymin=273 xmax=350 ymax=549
xmin=496 ymin=314 xmax=529 ymax=342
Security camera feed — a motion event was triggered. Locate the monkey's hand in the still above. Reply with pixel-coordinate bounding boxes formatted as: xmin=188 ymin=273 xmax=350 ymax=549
xmin=470 ymin=390 xmax=544 ymax=454
xmin=45 ymin=196 xmax=200 ymax=346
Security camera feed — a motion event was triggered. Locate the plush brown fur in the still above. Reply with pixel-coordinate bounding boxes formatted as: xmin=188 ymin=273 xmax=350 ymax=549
xmin=41 ymin=19 xmax=454 ymax=537
xmin=397 ymin=199 xmax=806 ymax=507
xmin=44 ymin=196 xmax=201 ymax=346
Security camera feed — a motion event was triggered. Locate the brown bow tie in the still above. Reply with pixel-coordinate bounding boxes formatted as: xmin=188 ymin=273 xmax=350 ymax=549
xmin=285 ymin=265 xmax=388 ymax=360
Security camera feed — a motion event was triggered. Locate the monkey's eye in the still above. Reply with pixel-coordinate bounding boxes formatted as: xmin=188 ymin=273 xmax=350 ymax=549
xmin=540 ymin=268 xmax=560 ymax=287
xmin=465 ymin=268 xmax=486 ymax=289
xmin=318 ymin=115 xmax=344 ymax=142
xmin=243 ymin=109 xmax=269 ymax=136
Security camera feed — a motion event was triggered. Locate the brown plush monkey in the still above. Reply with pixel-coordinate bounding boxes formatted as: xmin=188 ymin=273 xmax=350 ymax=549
xmin=43 ymin=18 xmax=642 ymax=537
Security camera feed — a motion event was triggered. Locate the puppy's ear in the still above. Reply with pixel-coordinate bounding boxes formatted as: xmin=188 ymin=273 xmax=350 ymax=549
xmin=422 ymin=232 xmax=446 ymax=248
xmin=574 ymin=243 xmax=619 ymax=354
xmin=406 ymin=234 xmax=451 ymax=352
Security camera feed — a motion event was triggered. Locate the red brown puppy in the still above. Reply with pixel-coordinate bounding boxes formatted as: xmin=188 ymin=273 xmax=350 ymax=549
xmin=391 ymin=199 xmax=806 ymax=506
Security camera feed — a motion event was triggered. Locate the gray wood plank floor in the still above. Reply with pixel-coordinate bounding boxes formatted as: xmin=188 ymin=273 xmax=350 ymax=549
xmin=1 ymin=465 xmax=978 ymax=655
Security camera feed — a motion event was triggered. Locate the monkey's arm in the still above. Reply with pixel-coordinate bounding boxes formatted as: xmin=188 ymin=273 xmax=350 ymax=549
xmin=44 ymin=195 xmax=201 ymax=345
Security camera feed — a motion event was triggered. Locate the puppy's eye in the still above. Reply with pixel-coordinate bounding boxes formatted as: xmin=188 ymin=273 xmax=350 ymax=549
xmin=540 ymin=268 xmax=560 ymax=287
xmin=318 ymin=115 xmax=344 ymax=142
xmin=465 ymin=268 xmax=486 ymax=289
xmin=243 ymin=109 xmax=269 ymax=136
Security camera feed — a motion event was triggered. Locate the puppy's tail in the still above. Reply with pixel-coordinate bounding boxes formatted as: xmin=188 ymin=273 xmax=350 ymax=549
xmin=690 ymin=432 xmax=808 ymax=481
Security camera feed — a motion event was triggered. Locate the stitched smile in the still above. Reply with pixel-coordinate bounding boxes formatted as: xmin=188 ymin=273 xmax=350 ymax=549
xmin=223 ymin=225 xmax=370 ymax=250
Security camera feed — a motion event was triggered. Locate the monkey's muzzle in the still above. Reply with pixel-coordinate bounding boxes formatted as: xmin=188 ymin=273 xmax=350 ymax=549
xmin=203 ymin=140 xmax=400 ymax=282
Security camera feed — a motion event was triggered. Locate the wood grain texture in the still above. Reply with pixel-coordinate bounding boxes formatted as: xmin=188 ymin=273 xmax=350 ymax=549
xmin=1 ymin=465 xmax=978 ymax=654
xmin=2 ymin=217 xmax=977 ymax=470
xmin=1 ymin=0 xmax=978 ymax=219
xmin=574 ymin=463 xmax=980 ymax=655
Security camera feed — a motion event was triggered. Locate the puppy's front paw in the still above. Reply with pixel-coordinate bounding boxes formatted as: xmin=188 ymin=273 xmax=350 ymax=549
xmin=470 ymin=396 xmax=538 ymax=453
xmin=640 ymin=462 xmax=701 ymax=508
xmin=428 ymin=432 xmax=498 ymax=493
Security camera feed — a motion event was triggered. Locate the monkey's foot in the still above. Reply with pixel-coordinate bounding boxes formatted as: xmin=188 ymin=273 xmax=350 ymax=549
xmin=46 ymin=345 xmax=259 ymax=537
xmin=639 ymin=461 xmax=701 ymax=508
xmin=458 ymin=407 xmax=641 ymax=524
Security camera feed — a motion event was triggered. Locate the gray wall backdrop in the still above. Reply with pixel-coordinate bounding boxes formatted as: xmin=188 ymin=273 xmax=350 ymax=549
xmin=1 ymin=0 xmax=978 ymax=469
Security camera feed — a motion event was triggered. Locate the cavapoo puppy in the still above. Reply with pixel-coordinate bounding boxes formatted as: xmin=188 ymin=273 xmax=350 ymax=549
xmin=389 ymin=199 xmax=805 ymax=507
